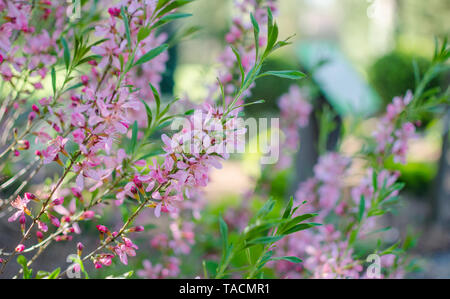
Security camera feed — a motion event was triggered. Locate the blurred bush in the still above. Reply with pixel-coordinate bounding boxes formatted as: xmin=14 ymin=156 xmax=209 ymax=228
xmin=368 ymin=50 xmax=446 ymax=110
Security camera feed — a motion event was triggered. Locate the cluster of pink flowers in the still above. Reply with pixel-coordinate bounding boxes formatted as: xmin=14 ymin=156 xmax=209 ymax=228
xmin=0 ymin=0 xmax=194 ymax=273
xmin=0 ymin=1 xmax=63 ymax=82
xmin=373 ymin=91 xmax=416 ymax=164
xmin=211 ymin=0 xmax=277 ymax=106
xmin=277 ymin=85 xmax=313 ymax=168
xmin=295 ymin=152 xmax=350 ymax=220
xmin=270 ymin=91 xmax=422 ymax=278
xmin=274 ymin=225 xmax=363 ymax=278
xmin=137 ymin=257 xmax=180 ymax=279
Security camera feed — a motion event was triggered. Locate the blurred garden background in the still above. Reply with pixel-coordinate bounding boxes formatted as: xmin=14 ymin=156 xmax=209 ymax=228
xmin=0 ymin=0 xmax=449 ymax=278
xmin=173 ymin=0 xmax=450 ymax=278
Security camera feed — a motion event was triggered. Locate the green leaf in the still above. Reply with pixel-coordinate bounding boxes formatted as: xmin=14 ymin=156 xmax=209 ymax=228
xmin=230 ymin=46 xmax=245 ymax=85
xmin=149 ymin=83 xmax=161 ymax=115
xmin=137 ymin=27 xmax=152 ymax=42
xmin=129 ymin=121 xmax=138 ymax=154
xmin=17 ymin=255 xmax=27 ymax=268
xmin=120 ymin=6 xmax=132 ymax=49
xmin=254 ymin=198 xmax=276 ymax=220
xmin=47 ymin=268 xmax=61 ymax=279
xmin=250 ymin=13 xmax=260 ymax=60
xmin=282 ymin=197 xmax=294 ymax=219
xmin=133 ymin=44 xmax=168 ymax=67
xmin=247 ymin=235 xmax=283 ymax=245
xmin=64 ymin=82 xmax=84 ymax=93
xmin=140 ymin=99 xmax=153 ymax=128
xmin=219 ymin=215 xmax=228 ymax=258
xmin=358 ymin=195 xmax=365 ymax=222
xmin=152 ymin=13 xmax=192 ymax=29
xmin=61 ymin=37 xmax=71 ymax=70
xmin=51 ymin=67 xmax=56 ymax=96
xmin=257 ymin=70 xmax=306 ymax=80
xmin=271 ymin=256 xmax=303 ymax=263
xmin=283 ymin=223 xmax=321 ymax=235
xmin=349 ymin=228 xmax=359 ymax=246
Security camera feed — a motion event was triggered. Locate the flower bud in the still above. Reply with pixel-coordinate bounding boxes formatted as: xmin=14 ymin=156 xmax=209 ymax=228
xmin=24 ymin=193 xmax=36 ymax=200
xmin=15 ymin=244 xmax=25 ymax=253
xmin=52 ymin=197 xmax=64 ymax=205
xmin=18 ymin=140 xmax=30 ymax=150
xmin=81 ymin=75 xmax=89 ymax=85
xmin=32 ymin=104 xmax=40 ymax=114
xmin=82 ymin=210 xmax=95 ymax=219
xmin=36 ymin=231 xmax=44 ymax=240
xmin=71 ymin=187 xmax=82 ymax=198
xmin=28 ymin=111 xmax=37 ymax=122
xmin=96 ymin=225 xmax=108 ymax=233
xmin=130 ymin=225 xmax=144 ymax=232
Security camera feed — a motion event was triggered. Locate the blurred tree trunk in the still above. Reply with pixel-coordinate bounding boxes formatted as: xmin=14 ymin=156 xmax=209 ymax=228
xmin=292 ymin=99 xmax=342 ymax=193
xmin=431 ymin=109 xmax=450 ymax=227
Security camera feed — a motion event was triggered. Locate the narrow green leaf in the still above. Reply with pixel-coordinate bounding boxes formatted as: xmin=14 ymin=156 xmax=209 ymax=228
xmin=247 ymin=235 xmax=283 ymax=245
xmin=152 ymin=13 xmax=193 ymax=29
xmin=282 ymin=197 xmax=294 ymax=219
xmin=149 ymin=83 xmax=161 ymax=115
xmin=120 ymin=6 xmax=132 ymax=49
xmin=129 ymin=121 xmax=138 ymax=154
xmin=230 ymin=46 xmax=245 ymax=85
xmin=250 ymin=13 xmax=260 ymax=60
xmin=358 ymin=195 xmax=365 ymax=222
xmin=51 ymin=67 xmax=56 ymax=96
xmin=61 ymin=37 xmax=70 ymax=70
xmin=140 ymin=99 xmax=153 ymax=128
xmin=219 ymin=215 xmax=228 ymax=258
xmin=271 ymin=256 xmax=303 ymax=263
xmin=257 ymin=70 xmax=306 ymax=80
xmin=47 ymin=268 xmax=61 ymax=279
xmin=133 ymin=44 xmax=168 ymax=67
xmin=284 ymin=223 xmax=321 ymax=235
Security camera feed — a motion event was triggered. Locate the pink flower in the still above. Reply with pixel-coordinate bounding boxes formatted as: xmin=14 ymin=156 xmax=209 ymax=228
xmin=8 ymin=195 xmax=31 ymax=223
xmin=114 ymin=237 xmax=138 ymax=265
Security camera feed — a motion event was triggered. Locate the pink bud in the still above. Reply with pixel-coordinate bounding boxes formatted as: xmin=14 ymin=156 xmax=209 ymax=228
xmin=94 ymin=262 xmax=103 ymax=269
xmin=28 ymin=111 xmax=37 ymax=121
xmin=52 ymin=197 xmax=64 ymax=205
xmin=14 ymin=150 xmax=20 ymax=157
xmin=36 ymin=231 xmax=44 ymax=239
xmin=133 ymin=226 xmax=144 ymax=232
xmin=130 ymin=185 xmax=138 ymax=194
xmin=15 ymin=244 xmax=25 ymax=253
xmin=24 ymin=193 xmax=35 ymax=200
xmin=133 ymin=177 xmax=143 ymax=188
xmin=82 ymin=210 xmax=95 ymax=219
xmin=81 ymin=75 xmax=89 ymax=85
xmin=71 ymin=187 xmax=82 ymax=198
xmin=35 ymin=150 xmax=42 ymax=157
xmin=19 ymin=215 xmax=26 ymax=225
xmin=77 ymin=242 xmax=84 ymax=251
xmin=32 ymin=104 xmax=40 ymax=114
xmin=96 ymin=225 xmax=108 ymax=233
xmin=108 ymin=7 xmax=121 ymax=17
